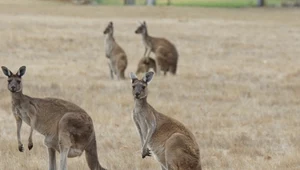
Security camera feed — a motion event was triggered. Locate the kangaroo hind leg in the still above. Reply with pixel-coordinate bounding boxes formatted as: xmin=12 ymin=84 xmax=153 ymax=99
xmin=108 ymin=62 xmax=114 ymax=79
xmin=117 ymin=57 xmax=127 ymax=80
xmin=58 ymin=131 xmax=71 ymax=170
xmin=58 ymin=113 xmax=77 ymax=170
xmin=48 ymin=147 xmax=57 ymax=170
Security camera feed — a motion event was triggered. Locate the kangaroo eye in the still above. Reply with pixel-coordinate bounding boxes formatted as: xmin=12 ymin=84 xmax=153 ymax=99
xmin=132 ymin=86 xmax=135 ymax=89
xmin=8 ymin=80 xmax=12 ymax=83
xmin=142 ymin=86 xmax=145 ymax=89
xmin=17 ymin=80 xmax=21 ymax=83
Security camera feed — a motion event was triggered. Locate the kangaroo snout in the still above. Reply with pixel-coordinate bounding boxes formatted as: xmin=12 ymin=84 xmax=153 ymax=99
xmin=135 ymin=92 xmax=140 ymax=97
xmin=11 ymin=86 xmax=16 ymax=91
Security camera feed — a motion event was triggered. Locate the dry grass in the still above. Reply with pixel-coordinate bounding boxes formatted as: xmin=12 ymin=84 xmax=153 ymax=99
xmin=0 ymin=0 xmax=300 ymax=170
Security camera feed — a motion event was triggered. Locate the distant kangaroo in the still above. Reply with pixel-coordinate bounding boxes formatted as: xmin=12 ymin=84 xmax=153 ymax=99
xmin=1 ymin=66 xmax=106 ymax=170
xmin=136 ymin=57 xmax=157 ymax=74
xmin=135 ymin=21 xmax=179 ymax=75
xmin=104 ymin=21 xmax=128 ymax=80
xmin=130 ymin=71 xmax=202 ymax=170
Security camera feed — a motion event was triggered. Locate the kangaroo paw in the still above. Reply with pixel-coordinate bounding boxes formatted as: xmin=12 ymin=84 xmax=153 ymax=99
xmin=142 ymin=148 xmax=151 ymax=158
xmin=28 ymin=143 xmax=33 ymax=150
xmin=18 ymin=144 xmax=24 ymax=152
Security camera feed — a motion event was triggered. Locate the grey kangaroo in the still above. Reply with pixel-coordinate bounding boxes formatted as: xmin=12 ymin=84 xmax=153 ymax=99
xmin=135 ymin=21 xmax=179 ymax=75
xmin=104 ymin=21 xmax=128 ymax=80
xmin=1 ymin=66 xmax=106 ymax=170
xmin=130 ymin=71 xmax=202 ymax=170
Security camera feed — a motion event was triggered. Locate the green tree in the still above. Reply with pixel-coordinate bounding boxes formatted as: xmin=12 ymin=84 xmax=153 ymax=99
xmin=124 ymin=0 xmax=135 ymax=5
xmin=257 ymin=0 xmax=265 ymax=6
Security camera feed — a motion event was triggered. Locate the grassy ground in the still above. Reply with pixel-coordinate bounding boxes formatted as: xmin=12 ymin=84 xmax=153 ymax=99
xmin=0 ymin=0 xmax=300 ymax=170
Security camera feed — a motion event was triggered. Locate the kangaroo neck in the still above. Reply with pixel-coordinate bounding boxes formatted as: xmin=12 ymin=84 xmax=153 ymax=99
xmin=105 ymin=33 xmax=115 ymax=58
xmin=142 ymin=32 xmax=152 ymax=50
xmin=142 ymin=32 xmax=150 ymax=41
xmin=134 ymin=97 xmax=148 ymax=110
xmin=105 ymin=33 xmax=115 ymax=43
xmin=11 ymin=91 xmax=25 ymax=103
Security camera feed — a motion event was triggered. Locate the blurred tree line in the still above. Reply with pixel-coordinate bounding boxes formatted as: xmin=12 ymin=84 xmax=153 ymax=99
xmin=71 ymin=0 xmax=300 ymax=7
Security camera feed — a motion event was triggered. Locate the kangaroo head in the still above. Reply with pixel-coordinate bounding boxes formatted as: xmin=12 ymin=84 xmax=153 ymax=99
xmin=103 ymin=21 xmax=113 ymax=35
xmin=130 ymin=71 xmax=154 ymax=99
xmin=1 ymin=66 xmax=26 ymax=93
xmin=135 ymin=21 xmax=147 ymax=34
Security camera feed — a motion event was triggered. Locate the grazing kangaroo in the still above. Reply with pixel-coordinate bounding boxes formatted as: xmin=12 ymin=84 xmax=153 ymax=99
xmin=104 ymin=21 xmax=128 ymax=80
xmin=135 ymin=21 xmax=179 ymax=75
xmin=130 ymin=71 xmax=202 ymax=170
xmin=1 ymin=66 xmax=106 ymax=170
xmin=136 ymin=57 xmax=157 ymax=74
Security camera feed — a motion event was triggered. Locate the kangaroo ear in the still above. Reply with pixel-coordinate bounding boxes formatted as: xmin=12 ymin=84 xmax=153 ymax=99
xmin=109 ymin=21 xmax=113 ymax=26
xmin=143 ymin=71 xmax=154 ymax=84
xmin=143 ymin=21 xmax=146 ymax=26
xmin=1 ymin=66 xmax=13 ymax=77
xmin=17 ymin=66 xmax=26 ymax=77
xmin=129 ymin=72 xmax=138 ymax=83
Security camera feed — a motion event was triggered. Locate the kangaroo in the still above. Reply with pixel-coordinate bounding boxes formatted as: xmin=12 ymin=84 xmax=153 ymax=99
xmin=135 ymin=21 xmax=179 ymax=76
xmin=130 ymin=71 xmax=202 ymax=170
xmin=136 ymin=57 xmax=157 ymax=75
xmin=1 ymin=66 xmax=106 ymax=170
xmin=104 ymin=21 xmax=128 ymax=80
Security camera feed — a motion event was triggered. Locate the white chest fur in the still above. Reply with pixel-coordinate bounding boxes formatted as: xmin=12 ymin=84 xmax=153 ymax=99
xmin=142 ymin=37 xmax=152 ymax=50
xmin=134 ymin=111 xmax=148 ymax=139
xmin=105 ymin=36 xmax=113 ymax=57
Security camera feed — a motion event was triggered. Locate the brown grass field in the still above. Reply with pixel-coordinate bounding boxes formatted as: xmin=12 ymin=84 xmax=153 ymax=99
xmin=0 ymin=0 xmax=300 ymax=169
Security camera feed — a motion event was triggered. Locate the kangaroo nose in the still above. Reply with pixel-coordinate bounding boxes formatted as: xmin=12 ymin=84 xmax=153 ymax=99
xmin=135 ymin=92 xmax=140 ymax=96
xmin=11 ymin=86 xmax=16 ymax=91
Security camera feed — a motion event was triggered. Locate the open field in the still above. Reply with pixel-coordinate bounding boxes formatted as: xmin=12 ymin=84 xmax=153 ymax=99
xmin=1 ymin=0 xmax=300 ymax=169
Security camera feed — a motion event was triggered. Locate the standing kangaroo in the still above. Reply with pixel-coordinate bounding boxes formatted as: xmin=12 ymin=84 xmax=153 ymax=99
xmin=104 ymin=21 xmax=128 ymax=80
xmin=1 ymin=66 xmax=106 ymax=170
xmin=136 ymin=56 xmax=157 ymax=75
xmin=130 ymin=71 xmax=202 ymax=170
xmin=135 ymin=21 xmax=179 ymax=75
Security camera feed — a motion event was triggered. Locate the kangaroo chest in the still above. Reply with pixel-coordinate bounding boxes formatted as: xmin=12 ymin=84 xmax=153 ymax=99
xmin=143 ymin=40 xmax=150 ymax=48
xmin=133 ymin=110 xmax=150 ymax=139
xmin=143 ymin=37 xmax=153 ymax=50
xmin=105 ymin=37 xmax=114 ymax=58
xmin=135 ymin=111 xmax=165 ymax=162
xmin=13 ymin=104 xmax=31 ymax=125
